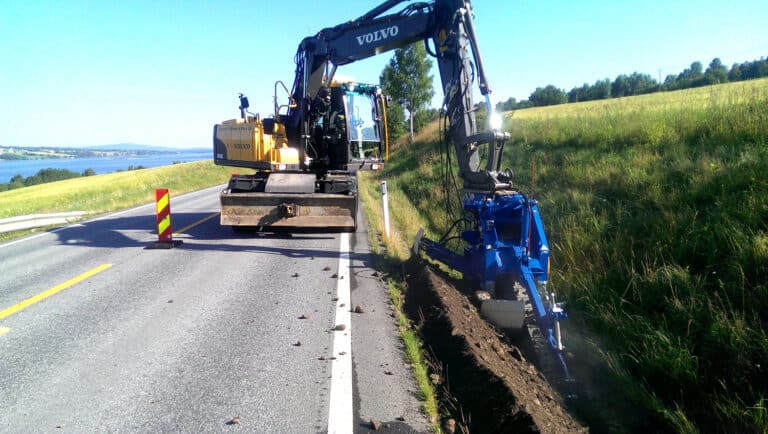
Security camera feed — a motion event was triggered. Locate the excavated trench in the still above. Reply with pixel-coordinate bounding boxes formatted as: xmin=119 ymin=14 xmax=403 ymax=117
xmin=403 ymin=260 xmax=584 ymax=433
xmin=401 ymin=259 xmax=674 ymax=433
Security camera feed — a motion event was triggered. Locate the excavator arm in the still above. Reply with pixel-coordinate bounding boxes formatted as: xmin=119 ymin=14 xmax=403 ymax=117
xmin=284 ymin=0 xmax=510 ymax=191
xmin=282 ymin=0 xmax=571 ymax=379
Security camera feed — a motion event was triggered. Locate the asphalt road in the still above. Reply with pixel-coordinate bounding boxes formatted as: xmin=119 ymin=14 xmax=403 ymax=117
xmin=0 ymin=185 xmax=429 ymax=433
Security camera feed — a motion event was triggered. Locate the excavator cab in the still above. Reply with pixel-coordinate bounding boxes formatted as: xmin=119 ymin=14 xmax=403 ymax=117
xmin=341 ymin=83 xmax=384 ymax=161
xmin=319 ymin=82 xmax=387 ymax=172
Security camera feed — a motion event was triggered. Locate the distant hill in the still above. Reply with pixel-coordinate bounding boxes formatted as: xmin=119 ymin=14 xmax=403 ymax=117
xmin=87 ymin=144 xmax=208 ymax=153
xmin=1 ymin=144 xmax=209 ymax=161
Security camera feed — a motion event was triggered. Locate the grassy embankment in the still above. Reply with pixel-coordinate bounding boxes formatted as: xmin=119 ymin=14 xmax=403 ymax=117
xmin=0 ymin=160 xmax=232 ymax=239
xmin=360 ymin=78 xmax=768 ymax=432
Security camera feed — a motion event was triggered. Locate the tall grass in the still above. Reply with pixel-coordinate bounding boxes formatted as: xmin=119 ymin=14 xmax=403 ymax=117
xmin=366 ymin=78 xmax=768 ymax=432
xmin=510 ymin=79 xmax=768 ymax=431
xmin=0 ymin=160 xmax=232 ymax=219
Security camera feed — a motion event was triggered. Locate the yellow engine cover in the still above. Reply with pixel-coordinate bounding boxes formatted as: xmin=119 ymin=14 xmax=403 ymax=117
xmin=213 ymin=118 xmax=293 ymax=169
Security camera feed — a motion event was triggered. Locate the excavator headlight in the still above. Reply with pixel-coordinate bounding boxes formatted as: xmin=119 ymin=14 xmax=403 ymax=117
xmin=371 ymin=163 xmax=382 ymax=170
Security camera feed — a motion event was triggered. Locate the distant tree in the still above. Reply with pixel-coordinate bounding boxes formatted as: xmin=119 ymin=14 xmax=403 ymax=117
xmin=610 ymin=73 xmax=657 ymax=97
xmin=688 ymin=60 xmax=704 ymax=81
xmin=728 ymin=63 xmax=742 ymax=81
xmin=4 ymin=176 xmax=24 ymax=191
xmin=627 ymin=72 xmax=658 ymax=95
xmin=516 ymin=99 xmax=533 ymax=109
xmin=529 ymin=85 xmax=567 ymax=107
xmin=496 ymin=96 xmax=518 ymax=112
xmin=747 ymin=58 xmax=768 ymax=79
xmin=589 ymin=79 xmax=612 ymax=100
xmin=384 ymin=100 xmax=407 ymax=142
xmin=704 ymin=58 xmax=728 ymax=85
xmin=81 ymin=168 xmax=96 ymax=176
xmin=689 ymin=61 xmax=704 ymax=78
xmin=663 ymin=74 xmax=679 ymax=90
xmin=380 ymin=43 xmax=435 ymax=140
xmin=612 ymin=74 xmax=631 ymax=97
xmin=741 ymin=61 xmax=759 ymax=79
xmin=24 ymin=168 xmax=80 ymax=186
xmin=675 ymin=61 xmax=705 ymax=88
xmin=524 ymin=54 xmax=767 ymax=105
xmin=568 ymin=84 xmax=590 ymax=103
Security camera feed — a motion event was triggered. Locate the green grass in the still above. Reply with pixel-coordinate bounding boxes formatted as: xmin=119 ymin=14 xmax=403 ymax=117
xmin=359 ymin=173 xmax=441 ymax=431
xmin=0 ymin=160 xmax=234 ymax=241
xmin=512 ymin=78 xmax=768 ymax=120
xmin=361 ymin=77 xmax=768 ymax=432
xmin=504 ymin=79 xmax=768 ymax=432
xmin=388 ymin=281 xmax=440 ymax=428
xmin=0 ymin=160 xmax=233 ymax=219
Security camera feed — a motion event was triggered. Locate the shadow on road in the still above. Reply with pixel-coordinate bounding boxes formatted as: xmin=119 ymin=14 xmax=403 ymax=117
xmin=50 ymin=212 xmax=347 ymax=260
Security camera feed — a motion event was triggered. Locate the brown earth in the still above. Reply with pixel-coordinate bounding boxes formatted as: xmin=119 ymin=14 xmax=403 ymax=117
xmin=404 ymin=260 xmax=585 ymax=433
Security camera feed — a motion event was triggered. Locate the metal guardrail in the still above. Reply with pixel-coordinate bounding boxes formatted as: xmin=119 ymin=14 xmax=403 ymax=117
xmin=0 ymin=211 xmax=87 ymax=233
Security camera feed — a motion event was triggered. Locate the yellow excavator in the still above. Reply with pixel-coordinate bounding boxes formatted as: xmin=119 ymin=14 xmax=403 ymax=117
xmin=213 ymin=77 xmax=387 ymax=231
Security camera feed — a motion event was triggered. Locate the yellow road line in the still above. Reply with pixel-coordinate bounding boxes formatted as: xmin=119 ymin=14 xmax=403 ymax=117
xmin=0 ymin=327 xmax=10 ymax=336
xmin=0 ymin=263 xmax=113 ymax=320
xmin=173 ymin=212 xmax=220 ymax=236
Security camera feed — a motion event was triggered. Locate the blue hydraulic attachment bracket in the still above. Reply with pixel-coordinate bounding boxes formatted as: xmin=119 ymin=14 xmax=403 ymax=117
xmin=415 ymin=190 xmax=571 ymax=380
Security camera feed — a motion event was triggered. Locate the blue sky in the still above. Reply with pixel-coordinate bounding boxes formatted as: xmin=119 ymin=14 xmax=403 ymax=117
xmin=1 ymin=0 xmax=766 ymax=148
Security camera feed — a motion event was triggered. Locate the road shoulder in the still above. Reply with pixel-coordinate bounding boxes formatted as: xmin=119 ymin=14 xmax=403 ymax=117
xmin=350 ymin=216 xmax=430 ymax=433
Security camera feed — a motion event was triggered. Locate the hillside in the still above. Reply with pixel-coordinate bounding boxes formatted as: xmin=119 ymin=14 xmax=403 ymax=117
xmin=363 ymin=78 xmax=768 ymax=432
xmin=0 ymin=160 xmax=232 ymax=221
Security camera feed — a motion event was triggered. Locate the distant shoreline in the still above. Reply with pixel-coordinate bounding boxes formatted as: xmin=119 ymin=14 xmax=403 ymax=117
xmin=0 ymin=145 xmax=209 ymax=161
xmin=0 ymin=149 xmax=211 ymax=183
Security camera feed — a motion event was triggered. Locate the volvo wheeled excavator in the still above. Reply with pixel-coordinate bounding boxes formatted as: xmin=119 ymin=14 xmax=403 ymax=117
xmin=214 ymin=78 xmax=386 ymax=230
xmin=213 ymin=0 xmax=571 ymax=379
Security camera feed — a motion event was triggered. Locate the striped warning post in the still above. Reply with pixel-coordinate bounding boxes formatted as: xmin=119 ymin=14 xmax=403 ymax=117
xmin=147 ymin=188 xmax=182 ymax=249
xmin=156 ymin=188 xmax=173 ymax=242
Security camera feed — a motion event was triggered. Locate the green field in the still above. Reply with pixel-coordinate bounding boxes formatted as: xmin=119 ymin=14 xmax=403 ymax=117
xmin=513 ymin=78 xmax=768 ymax=120
xmin=0 ymin=160 xmax=232 ymax=220
xmin=363 ymin=78 xmax=768 ymax=432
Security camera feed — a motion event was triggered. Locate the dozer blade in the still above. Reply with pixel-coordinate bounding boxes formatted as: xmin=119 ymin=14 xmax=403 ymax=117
xmin=220 ymin=191 xmax=357 ymax=230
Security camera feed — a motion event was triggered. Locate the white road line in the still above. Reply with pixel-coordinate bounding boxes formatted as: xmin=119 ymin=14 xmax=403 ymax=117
xmin=0 ymin=185 xmax=225 ymax=249
xmin=327 ymin=232 xmax=353 ymax=434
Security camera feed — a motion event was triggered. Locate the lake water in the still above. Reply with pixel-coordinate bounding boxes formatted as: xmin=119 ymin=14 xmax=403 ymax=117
xmin=0 ymin=151 xmax=211 ymax=183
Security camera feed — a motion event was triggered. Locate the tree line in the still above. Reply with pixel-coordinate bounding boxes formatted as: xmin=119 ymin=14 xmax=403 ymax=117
xmin=378 ymin=47 xmax=767 ymax=138
xmin=496 ymin=55 xmax=768 ymax=109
